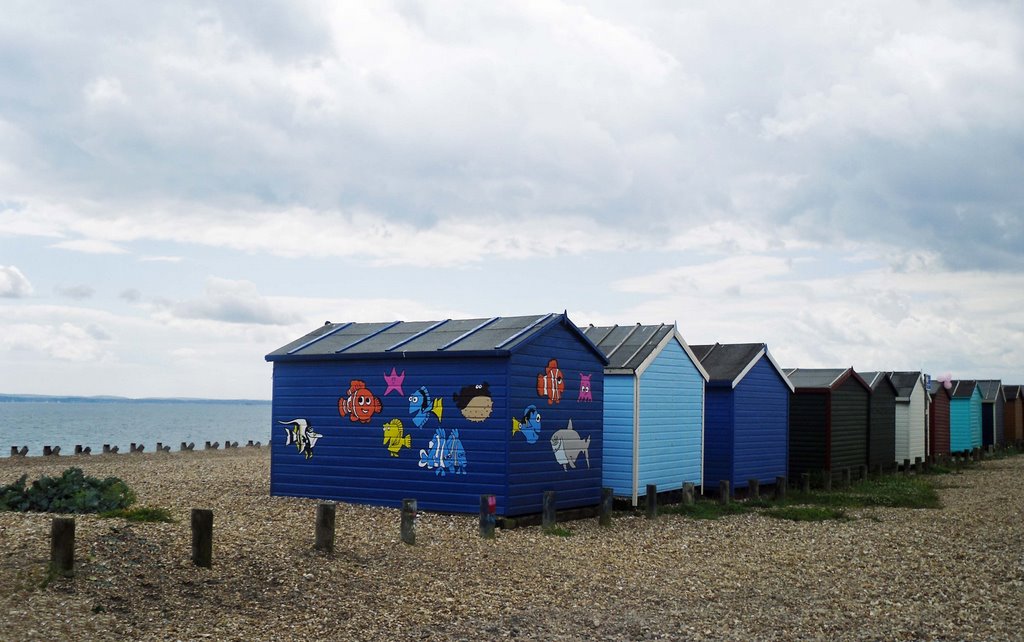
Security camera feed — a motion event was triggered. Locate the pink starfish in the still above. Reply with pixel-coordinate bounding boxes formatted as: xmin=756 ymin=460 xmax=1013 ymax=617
xmin=383 ymin=368 xmax=405 ymax=396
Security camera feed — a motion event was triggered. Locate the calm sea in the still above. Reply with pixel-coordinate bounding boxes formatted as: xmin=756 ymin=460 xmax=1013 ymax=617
xmin=0 ymin=400 xmax=271 ymax=457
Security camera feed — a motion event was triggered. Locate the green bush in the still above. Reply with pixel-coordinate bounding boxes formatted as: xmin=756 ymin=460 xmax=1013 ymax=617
xmin=0 ymin=467 xmax=136 ymax=514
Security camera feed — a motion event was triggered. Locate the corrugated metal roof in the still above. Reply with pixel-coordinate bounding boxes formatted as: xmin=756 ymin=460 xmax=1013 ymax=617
xmin=951 ymin=380 xmax=978 ymax=399
xmin=889 ymin=371 xmax=924 ymax=397
xmin=581 ymin=323 xmax=675 ymax=371
xmin=785 ymin=368 xmax=849 ymax=389
xmin=975 ymin=379 xmax=1004 ymax=402
xmin=266 ymin=313 xmax=605 ymax=362
xmin=1004 ymin=384 xmax=1022 ymax=400
xmin=691 ymin=343 xmax=764 ymax=382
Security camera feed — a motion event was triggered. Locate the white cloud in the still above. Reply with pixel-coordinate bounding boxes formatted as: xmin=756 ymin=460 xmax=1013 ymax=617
xmin=49 ymin=239 xmax=129 ymax=254
xmin=0 ymin=265 xmax=33 ymax=298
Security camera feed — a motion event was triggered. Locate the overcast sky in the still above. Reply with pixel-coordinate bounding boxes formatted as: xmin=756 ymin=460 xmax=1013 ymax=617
xmin=2 ymin=1 xmax=1023 ymax=399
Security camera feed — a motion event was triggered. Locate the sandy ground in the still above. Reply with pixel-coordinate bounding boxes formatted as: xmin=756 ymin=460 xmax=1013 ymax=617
xmin=0 ymin=449 xmax=1022 ymax=641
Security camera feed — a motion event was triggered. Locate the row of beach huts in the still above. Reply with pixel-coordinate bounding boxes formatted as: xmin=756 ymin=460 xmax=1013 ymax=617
xmin=265 ymin=313 xmax=1023 ymax=517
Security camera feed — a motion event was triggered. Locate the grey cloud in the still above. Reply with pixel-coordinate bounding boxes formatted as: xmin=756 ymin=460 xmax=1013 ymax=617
xmin=119 ymin=288 xmax=142 ymax=303
xmin=56 ymin=284 xmax=95 ymax=299
xmin=1 ymin=2 xmax=1022 ymax=270
xmin=172 ymin=277 xmax=300 ymax=326
xmin=0 ymin=265 xmax=33 ymax=298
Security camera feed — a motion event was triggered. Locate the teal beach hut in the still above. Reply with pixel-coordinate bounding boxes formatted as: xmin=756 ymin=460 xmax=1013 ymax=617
xmin=949 ymin=380 xmax=983 ymax=453
xmin=582 ymin=323 xmax=709 ymax=505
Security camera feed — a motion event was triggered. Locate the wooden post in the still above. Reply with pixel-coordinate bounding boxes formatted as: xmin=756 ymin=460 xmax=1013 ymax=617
xmin=748 ymin=479 xmax=760 ymax=500
xmin=914 ymin=456 xmax=922 ymax=474
xmin=681 ymin=482 xmax=694 ymax=506
xmin=315 ymin=503 xmax=335 ymax=553
xmin=774 ymin=476 xmax=786 ymax=501
xmin=400 ymin=499 xmax=416 ymax=545
xmin=718 ymin=480 xmax=730 ymax=505
xmin=800 ymin=472 xmax=810 ymax=494
xmin=822 ymin=470 xmax=832 ymax=491
xmin=599 ymin=487 xmax=613 ymax=527
xmin=191 ymin=509 xmax=213 ymax=568
xmin=50 ymin=517 xmax=75 ymax=577
xmin=479 ymin=495 xmax=496 ymax=539
xmin=645 ymin=484 xmax=658 ymax=519
xmin=542 ymin=490 xmax=556 ymax=530
xmin=842 ymin=467 xmax=851 ymax=488
xmin=903 ymin=459 xmax=911 ymax=477
xmin=859 ymin=464 xmax=868 ymax=481
xmin=874 ymin=463 xmax=883 ymax=478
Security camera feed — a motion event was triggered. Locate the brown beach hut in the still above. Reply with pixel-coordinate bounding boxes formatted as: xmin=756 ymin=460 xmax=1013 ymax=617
xmin=1004 ymin=385 xmax=1023 ymax=446
xmin=929 ymin=379 xmax=951 ymax=458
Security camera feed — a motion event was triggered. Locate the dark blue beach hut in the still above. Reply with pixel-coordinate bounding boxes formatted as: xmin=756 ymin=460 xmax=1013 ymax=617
xmin=976 ymin=380 xmax=1005 ymax=447
xmin=691 ymin=343 xmax=793 ymax=496
xmin=265 ymin=313 xmax=607 ymax=517
xmin=582 ymin=324 xmax=708 ymax=505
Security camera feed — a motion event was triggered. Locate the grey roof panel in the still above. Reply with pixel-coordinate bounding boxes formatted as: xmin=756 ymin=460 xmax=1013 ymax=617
xmin=786 ymin=368 xmax=848 ymax=389
xmin=1004 ymin=384 xmax=1022 ymax=399
xmin=267 ymin=314 xmax=589 ymax=360
xmin=951 ymin=380 xmax=978 ymax=399
xmin=975 ymin=379 xmax=1004 ymax=402
xmin=694 ymin=343 xmax=765 ymax=382
xmin=583 ymin=324 xmax=675 ymax=371
xmin=889 ymin=372 xmax=924 ymax=397
xmin=859 ymin=371 xmax=885 ymax=389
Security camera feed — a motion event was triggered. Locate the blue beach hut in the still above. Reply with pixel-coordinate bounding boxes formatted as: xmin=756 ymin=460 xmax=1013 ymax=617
xmin=949 ymin=380 xmax=983 ymax=453
xmin=976 ymin=380 xmax=1005 ymax=447
xmin=582 ymin=323 xmax=708 ymax=505
xmin=265 ymin=313 xmax=607 ymax=517
xmin=690 ymin=343 xmax=793 ymax=496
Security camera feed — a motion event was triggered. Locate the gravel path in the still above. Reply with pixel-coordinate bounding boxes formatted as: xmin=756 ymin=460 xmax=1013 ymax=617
xmin=1 ymin=450 xmax=1022 ymax=641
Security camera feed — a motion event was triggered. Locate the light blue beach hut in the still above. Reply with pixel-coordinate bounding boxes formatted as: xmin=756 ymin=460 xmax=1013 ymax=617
xmin=949 ymin=380 xmax=983 ymax=453
xmin=582 ymin=323 xmax=709 ymax=505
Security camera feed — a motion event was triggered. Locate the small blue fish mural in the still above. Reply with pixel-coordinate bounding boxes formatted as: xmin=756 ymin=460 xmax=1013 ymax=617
xmin=409 ymin=385 xmax=443 ymax=428
xmin=512 ymin=405 xmax=542 ymax=444
xmin=418 ymin=427 xmax=467 ymax=476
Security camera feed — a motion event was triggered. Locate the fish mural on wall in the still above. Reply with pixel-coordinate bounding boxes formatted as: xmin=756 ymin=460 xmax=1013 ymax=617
xmin=382 ymin=419 xmax=411 ymax=457
xmin=578 ymin=373 xmax=593 ymax=402
xmin=409 ymin=385 xmax=443 ymax=428
xmin=383 ymin=368 xmax=405 ymax=396
xmin=511 ymin=405 xmax=542 ymax=444
xmin=453 ymin=382 xmax=493 ymax=422
xmin=550 ymin=419 xmax=590 ymax=471
xmin=418 ymin=427 xmax=467 ymax=476
xmin=536 ymin=358 xmax=565 ymax=405
xmin=339 ymin=379 xmax=383 ymax=423
xmin=279 ymin=419 xmax=322 ymax=460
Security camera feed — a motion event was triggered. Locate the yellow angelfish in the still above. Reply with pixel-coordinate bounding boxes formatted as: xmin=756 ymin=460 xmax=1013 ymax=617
xmin=382 ymin=419 xmax=412 ymax=457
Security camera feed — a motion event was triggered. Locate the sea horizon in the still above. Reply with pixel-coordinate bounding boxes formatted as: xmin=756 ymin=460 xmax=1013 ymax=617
xmin=0 ymin=393 xmax=271 ymax=404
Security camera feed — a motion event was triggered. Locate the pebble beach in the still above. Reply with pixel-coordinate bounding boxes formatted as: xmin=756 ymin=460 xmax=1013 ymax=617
xmin=1 ymin=449 xmax=1022 ymax=641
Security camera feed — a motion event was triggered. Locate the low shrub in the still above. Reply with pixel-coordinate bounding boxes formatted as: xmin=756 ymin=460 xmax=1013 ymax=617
xmin=100 ymin=506 xmax=174 ymax=522
xmin=0 ymin=467 xmax=136 ymax=514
